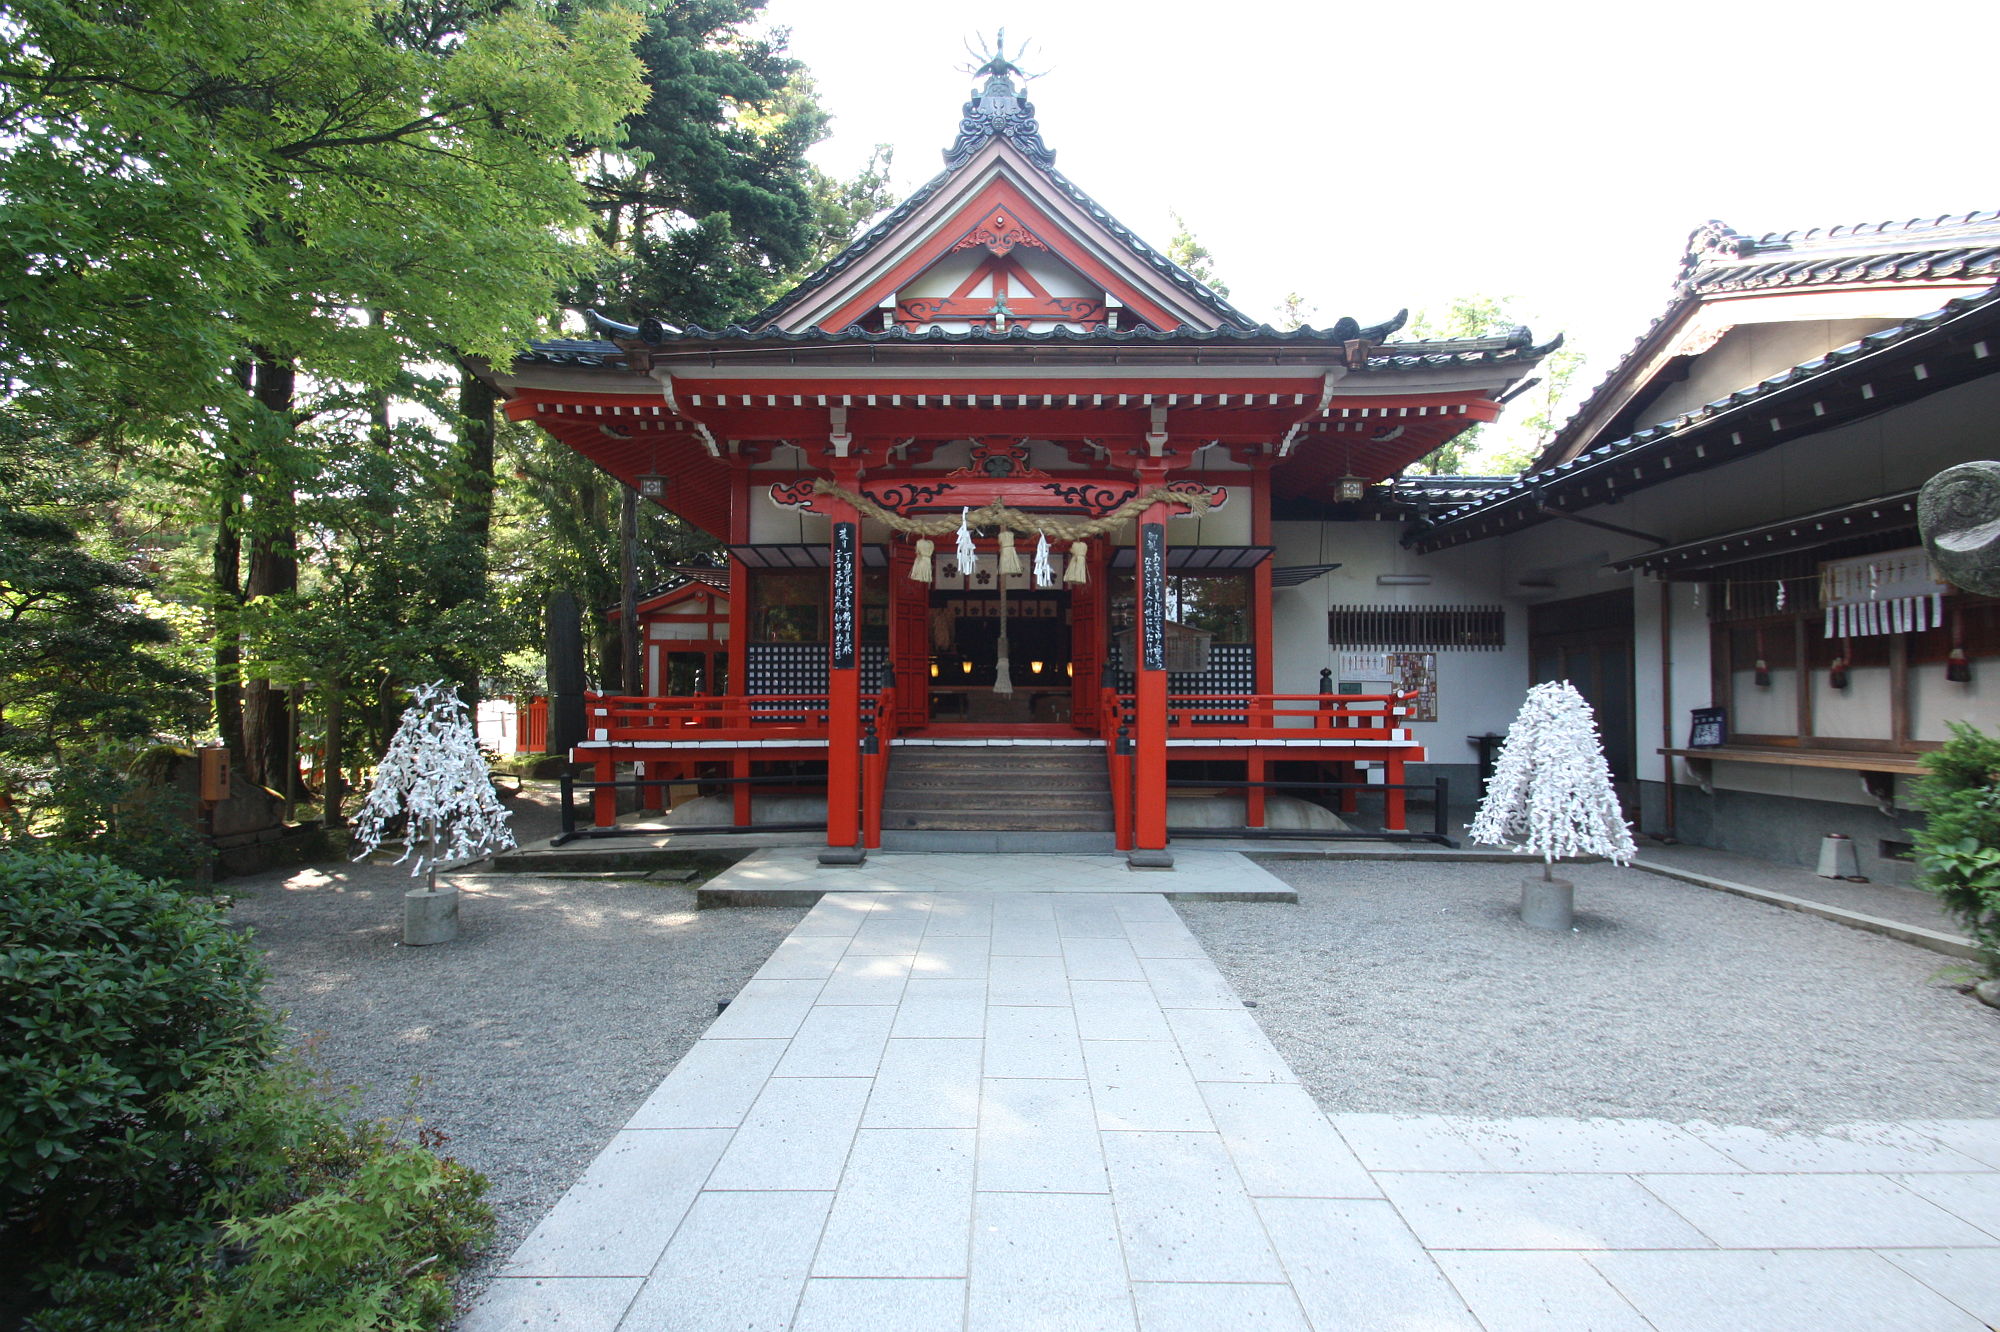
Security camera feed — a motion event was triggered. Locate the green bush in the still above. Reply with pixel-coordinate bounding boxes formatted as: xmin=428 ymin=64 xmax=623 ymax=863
xmin=32 ymin=1058 xmax=492 ymax=1332
xmin=2 ymin=850 xmax=492 ymax=1329
xmin=0 ymin=850 xmax=272 ymax=1253
xmin=1913 ymin=722 xmax=2000 ymax=975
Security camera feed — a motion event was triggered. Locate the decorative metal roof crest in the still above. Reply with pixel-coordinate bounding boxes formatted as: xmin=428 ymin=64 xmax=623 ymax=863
xmin=945 ymin=30 xmax=1055 ymax=169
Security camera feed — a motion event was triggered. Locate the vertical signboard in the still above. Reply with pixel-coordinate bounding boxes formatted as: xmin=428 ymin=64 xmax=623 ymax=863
xmin=1141 ymin=522 xmax=1166 ymax=672
xmin=831 ymin=522 xmax=857 ymax=670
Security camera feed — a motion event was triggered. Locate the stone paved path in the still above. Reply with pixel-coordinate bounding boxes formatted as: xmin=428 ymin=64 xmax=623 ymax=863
xmin=462 ymin=863 xmax=2000 ymax=1331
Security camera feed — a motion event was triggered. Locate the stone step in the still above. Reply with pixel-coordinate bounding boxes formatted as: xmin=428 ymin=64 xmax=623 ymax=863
xmin=884 ymin=809 xmax=1114 ymax=832
xmin=885 ymin=772 xmax=1107 ymax=793
xmin=886 ymin=788 xmax=1110 ymax=812
xmin=875 ymin=829 xmax=1118 ymax=853
xmin=889 ymin=750 xmax=1104 ymax=769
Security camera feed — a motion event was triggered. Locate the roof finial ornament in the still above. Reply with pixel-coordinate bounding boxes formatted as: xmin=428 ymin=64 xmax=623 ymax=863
xmin=945 ymin=31 xmax=1056 ymax=170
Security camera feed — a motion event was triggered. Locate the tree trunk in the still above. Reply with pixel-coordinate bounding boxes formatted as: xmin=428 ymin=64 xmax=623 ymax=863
xmin=212 ymin=471 xmax=245 ymax=758
xmin=457 ymin=368 xmax=498 ymax=549
xmin=448 ymin=365 xmax=499 ymax=704
xmin=241 ymin=350 xmax=299 ymax=792
xmin=323 ymin=679 xmax=346 ymax=828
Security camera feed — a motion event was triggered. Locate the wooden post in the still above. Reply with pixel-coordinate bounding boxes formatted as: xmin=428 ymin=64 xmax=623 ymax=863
xmin=1132 ymin=501 xmax=1172 ymax=862
xmin=823 ymin=480 xmax=863 ymax=860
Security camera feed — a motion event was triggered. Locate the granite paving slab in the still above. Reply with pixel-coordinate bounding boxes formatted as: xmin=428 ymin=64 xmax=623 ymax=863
xmin=464 ymin=877 xmax=2000 ymax=1332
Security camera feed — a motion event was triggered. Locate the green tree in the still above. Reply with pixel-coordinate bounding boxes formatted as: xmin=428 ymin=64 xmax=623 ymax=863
xmin=1166 ymin=209 xmax=1231 ymax=298
xmin=1402 ymin=295 xmax=1581 ymax=475
xmin=1273 ymin=292 xmax=1316 ymax=331
xmin=1 ymin=0 xmax=648 ymax=789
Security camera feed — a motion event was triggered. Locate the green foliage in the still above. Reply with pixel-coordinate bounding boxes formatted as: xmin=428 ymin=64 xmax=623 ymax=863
xmin=1166 ymin=209 xmax=1230 ymax=298
xmin=31 ymin=1058 xmax=492 ymax=1332
xmin=1403 ymin=295 xmax=1583 ymax=476
xmin=0 ymin=419 xmax=205 ymax=763
xmin=0 ymin=852 xmax=272 ymax=1255
xmin=580 ymin=0 xmax=833 ymax=321
xmin=0 ymin=851 xmax=490 ymax=1328
xmin=1913 ymin=722 xmax=2000 ymax=974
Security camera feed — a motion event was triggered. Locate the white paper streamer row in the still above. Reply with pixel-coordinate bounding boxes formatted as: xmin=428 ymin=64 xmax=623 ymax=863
xmin=1823 ymin=593 xmax=1945 ymax=638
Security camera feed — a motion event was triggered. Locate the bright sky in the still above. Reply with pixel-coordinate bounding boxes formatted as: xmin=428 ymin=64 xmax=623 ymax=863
xmin=761 ymin=0 xmax=1993 ymax=445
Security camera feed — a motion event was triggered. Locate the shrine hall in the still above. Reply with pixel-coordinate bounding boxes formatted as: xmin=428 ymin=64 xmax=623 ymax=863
xmin=497 ymin=51 xmax=1556 ymax=865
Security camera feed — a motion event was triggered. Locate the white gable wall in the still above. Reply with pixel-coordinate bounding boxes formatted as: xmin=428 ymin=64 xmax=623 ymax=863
xmin=1272 ymin=520 xmax=1530 ymax=753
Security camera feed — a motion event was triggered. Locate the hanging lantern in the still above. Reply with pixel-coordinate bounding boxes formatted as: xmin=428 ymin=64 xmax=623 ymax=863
xmin=635 ymin=473 xmax=670 ymax=499
xmin=1030 ymin=660 xmax=1045 ymax=675
xmin=929 ymin=661 xmax=940 ymax=679
xmin=1335 ymin=474 xmax=1369 ymax=503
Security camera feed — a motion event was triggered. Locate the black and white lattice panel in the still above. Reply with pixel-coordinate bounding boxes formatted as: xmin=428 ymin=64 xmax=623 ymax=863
xmin=744 ymin=643 xmax=889 ymax=696
xmin=746 ymin=643 xmax=827 ymax=697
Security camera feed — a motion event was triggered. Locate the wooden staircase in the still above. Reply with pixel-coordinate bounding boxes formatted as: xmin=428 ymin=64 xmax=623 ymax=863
xmin=878 ymin=744 xmax=1115 ymax=853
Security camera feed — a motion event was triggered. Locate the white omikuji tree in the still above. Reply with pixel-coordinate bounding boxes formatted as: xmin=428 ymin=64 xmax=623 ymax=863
xmin=351 ymin=681 xmax=516 ymax=877
xmin=1471 ymin=680 xmax=1636 ymax=878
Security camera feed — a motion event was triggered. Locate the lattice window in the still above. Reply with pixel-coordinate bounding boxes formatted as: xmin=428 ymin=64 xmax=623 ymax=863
xmin=1329 ymin=605 xmax=1505 ymax=649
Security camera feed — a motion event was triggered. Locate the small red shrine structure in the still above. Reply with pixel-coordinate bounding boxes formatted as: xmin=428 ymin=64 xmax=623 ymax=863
xmin=496 ymin=51 xmax=1554 ymax=863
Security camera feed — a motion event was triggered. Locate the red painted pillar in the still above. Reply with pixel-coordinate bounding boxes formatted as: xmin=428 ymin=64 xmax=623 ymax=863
xmin=1133 ymin=498 xmax=1172 ymax=855
xmin=726 ymin=462 xmax=749 ymax=697
xmin=824 ymin=480 xmax=862 ymax=853
xmin=1251 ymin=462 xmax=1275 ymax=697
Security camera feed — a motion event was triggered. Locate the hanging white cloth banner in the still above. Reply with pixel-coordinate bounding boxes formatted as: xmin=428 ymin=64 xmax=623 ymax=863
xmin=1033 ymin=532 xmax=1054 ymax=588
xmin=954 ymin=507 xmax=978 ymax=579
xmin=1819 ymin=548 xmax=1950 ymax=638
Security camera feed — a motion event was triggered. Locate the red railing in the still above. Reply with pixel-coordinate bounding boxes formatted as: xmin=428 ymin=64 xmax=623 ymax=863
xmin=862 ymin=685 xmax=896 ymax=849
xmin=1163 ymin=691 xmax=1418 ymax=742
xmin=583 ymin=693 xmax=836 ymax=743
xmin=1100 ymin=688 xmax=1133 ymax=851
xmin=517 ymin=697 xmax=549 ymax=754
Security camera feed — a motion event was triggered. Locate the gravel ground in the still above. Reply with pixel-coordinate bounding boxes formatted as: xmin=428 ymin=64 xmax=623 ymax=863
xmin=224 ymin=786 xmax=803 ymax=1307
xmin=1182 ymin=858 xmax=2000 ymax=1127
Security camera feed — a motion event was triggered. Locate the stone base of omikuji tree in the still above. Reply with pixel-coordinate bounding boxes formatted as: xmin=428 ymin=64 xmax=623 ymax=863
xmin=1520 ymin=875 xmax=1575 ymax=932
xmin=404 ymin=886 xmax=460 ymax=945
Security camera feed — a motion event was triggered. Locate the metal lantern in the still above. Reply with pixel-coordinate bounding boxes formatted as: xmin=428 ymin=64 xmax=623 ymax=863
xmin=1335 ymin=474 xmax=1369 ymax=503
xmin=635 ymin=473 xmax=669 ymax=500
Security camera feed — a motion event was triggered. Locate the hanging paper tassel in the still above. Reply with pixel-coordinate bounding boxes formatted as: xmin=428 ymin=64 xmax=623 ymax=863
xmin=1775 ymin=579 xmax=1787 ymax=612
xmin=910 ymin=537 xmax=935 ymax=583
xmin=1064 ymin=540 xmax=1088 ymax=584
xmin=1033 ymin=532 xmax=1054 ymax=588
xmin=1824 ymin=606 xmax=1835 ymax=639
xmin=955 ymin=507 xmax=978 ymax=578
xmin=998 ymin=528 xmax=1023 ymax=577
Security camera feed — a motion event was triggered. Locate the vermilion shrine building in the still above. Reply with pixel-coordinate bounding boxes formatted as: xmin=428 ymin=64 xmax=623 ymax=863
xmin=496 ymin=55 xmax=1557 ymax=864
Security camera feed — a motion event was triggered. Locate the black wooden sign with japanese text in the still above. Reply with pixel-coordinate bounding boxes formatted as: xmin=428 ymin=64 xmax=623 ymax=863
xmin=1141 ymin=522 xmax=1166 ymax=672
xmin=831 ymin=522 xmax=856 ymax=670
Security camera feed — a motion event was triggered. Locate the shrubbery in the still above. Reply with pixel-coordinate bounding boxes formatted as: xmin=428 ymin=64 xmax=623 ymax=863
xmin=1913 ymin=722 xmax=2000 ymax=975
xmin=1 ymin=851 xmax=491 ymax=1328
xmin=0 ymin=851 xmax=270 ymax=1246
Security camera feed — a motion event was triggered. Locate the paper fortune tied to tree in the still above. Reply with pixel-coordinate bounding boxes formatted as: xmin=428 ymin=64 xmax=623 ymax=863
xmin=351 ymin=681 xmax=517 ymax=876
xmin=1471 ymin=680 xmax=1636 ymax=869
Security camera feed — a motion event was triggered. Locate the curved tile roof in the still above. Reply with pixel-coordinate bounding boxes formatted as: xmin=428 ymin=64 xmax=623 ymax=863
xmin=1415 ymin=284 xmax=2000 ymax=542
xmin=1529 ymin=209 xmax=2000 ymax=473
xmin=519 ymin=317 xmax=1557 ymax=369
